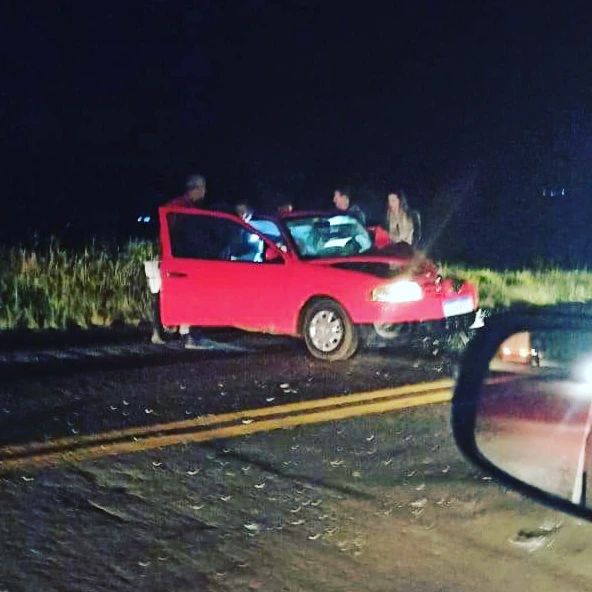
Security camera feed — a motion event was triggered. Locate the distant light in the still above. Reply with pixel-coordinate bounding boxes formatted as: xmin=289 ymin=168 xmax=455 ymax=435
xmin=143 ymin=216 xmax=151 ymax=223
xmin=543 ymin=187 xmax=567 ymax=199
xmin=137 ymin=216 xmax=142 ymax=223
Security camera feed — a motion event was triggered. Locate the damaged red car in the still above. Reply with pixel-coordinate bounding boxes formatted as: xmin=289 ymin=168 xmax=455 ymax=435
xmin=158 ymin=207 xmax=478 ymax=361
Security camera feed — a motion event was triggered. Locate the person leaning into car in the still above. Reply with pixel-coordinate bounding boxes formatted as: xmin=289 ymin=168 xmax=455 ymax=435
xmin=146 ymin=174 xmax=209 ymax=349
xmin=332 ymin=185 xmax=367 ymax=226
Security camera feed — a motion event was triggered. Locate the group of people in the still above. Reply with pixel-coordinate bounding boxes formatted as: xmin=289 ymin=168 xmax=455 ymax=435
xmin=165 ymin=173 xmax=420 ymax=247
xmin=332 ymin=185 xmax=420 ymax=246
xmin=148 ymin=173 xmax=421 ymax=348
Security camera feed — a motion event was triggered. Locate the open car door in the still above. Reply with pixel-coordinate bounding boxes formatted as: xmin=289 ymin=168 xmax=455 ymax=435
xmin=158 ymin=207 xmax=293 ymax=333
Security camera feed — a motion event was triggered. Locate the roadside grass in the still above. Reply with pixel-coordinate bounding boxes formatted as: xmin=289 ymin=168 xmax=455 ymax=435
xmin=1 ymin=240 xmax=592 ymax=330
xmin=442 ymin=264 xmax=592 ymax=309
xmin=0 ymin=240 xmax=156 ymax=330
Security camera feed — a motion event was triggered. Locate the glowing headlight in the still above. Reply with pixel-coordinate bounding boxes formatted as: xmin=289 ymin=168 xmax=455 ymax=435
xmin=372 ymin=280 xmax=423 ymax=303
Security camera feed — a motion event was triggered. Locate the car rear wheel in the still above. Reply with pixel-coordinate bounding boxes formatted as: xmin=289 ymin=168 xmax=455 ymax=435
xmin=302 ymin=299 xmax=358 ymax=361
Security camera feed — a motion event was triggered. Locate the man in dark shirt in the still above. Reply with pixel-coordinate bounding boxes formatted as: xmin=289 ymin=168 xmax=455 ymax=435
xmin=332 ymin=185 xmax=367 ymax=226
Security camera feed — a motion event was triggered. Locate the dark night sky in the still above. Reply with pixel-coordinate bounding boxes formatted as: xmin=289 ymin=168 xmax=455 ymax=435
xmin=3 ymin=1 xmax=592 ymax=264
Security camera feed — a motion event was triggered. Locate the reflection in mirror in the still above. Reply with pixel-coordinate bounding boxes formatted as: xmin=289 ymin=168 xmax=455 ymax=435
xmin=475 ymin=329 xmax=592 ymax=508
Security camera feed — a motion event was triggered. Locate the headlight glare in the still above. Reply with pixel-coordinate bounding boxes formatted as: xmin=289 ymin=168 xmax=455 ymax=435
xmin=372 ymin=280 xmax=423 ymax=303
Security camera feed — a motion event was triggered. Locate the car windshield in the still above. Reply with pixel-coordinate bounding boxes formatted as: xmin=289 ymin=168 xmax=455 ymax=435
xmin=285 ymin=214 xmax=373 ymax=258
xmin=249 ymin=218 xmax=285 ymax=246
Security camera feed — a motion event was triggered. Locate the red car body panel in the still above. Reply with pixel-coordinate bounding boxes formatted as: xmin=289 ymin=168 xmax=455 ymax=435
xmin=158 ymin=206 xmax=478 ymax=336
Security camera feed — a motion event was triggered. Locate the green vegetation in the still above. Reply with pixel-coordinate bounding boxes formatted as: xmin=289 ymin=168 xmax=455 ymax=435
xmin=1 ymin=241 xmax=592 ymax=330
xmin=443 ymin=264 xmax=592 ymax=309
xmin=0 ymin=240 xmax=156 ymax=330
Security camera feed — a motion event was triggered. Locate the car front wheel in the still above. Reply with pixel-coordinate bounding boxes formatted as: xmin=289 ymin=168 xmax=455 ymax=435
xmin=302 ymin=299 xmax=358 ymax=361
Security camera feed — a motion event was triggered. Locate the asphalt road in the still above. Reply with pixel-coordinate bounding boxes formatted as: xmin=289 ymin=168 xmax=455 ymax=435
xmin=0 ymin=331 xmax=453 ymax=451
xmin=2 ymin=332 xmax=592 ymax=591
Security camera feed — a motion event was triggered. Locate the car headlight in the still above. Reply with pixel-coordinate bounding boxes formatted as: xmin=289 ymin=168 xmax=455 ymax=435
xmin=372 ymin=280 xmax=423 ymax=303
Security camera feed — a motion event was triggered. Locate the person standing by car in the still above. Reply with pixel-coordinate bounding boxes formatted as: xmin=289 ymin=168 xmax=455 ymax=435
xmin=166 ymin=174 xmax=207 ymax=208
xmin=385 ymin=190 xmax=421 ymax=246
xmin=332 ymin=185 xmax=367 ymax=226
xmin=146 ymin=173 xmax=209 ymax=348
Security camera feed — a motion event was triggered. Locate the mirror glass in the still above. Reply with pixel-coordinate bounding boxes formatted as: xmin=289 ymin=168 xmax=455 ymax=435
xmin=476 ymin=329 xmax=592 ymax=507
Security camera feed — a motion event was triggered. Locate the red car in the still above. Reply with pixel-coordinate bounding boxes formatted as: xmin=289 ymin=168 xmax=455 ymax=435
xmin=158 ymin=206 xmax=478 ymax=361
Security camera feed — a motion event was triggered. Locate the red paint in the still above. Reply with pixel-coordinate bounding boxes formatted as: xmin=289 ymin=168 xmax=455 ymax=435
xmin=158 ymin=207 xmax=478 ymax=336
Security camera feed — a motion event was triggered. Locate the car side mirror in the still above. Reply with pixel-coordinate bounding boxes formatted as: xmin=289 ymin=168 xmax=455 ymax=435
xmin=264 ymin=244 xmax=284 ymax=264
xmin=452 ymin=303 xmax=592 ymax=520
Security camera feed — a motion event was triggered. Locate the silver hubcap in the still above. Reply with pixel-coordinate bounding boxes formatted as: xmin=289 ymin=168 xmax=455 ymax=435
xmin=309 ymin=309 xmax=344 ymax=352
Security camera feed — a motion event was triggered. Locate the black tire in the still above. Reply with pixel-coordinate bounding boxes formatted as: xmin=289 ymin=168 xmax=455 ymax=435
xmin=302 ymin=298 xmax=359 ymax=361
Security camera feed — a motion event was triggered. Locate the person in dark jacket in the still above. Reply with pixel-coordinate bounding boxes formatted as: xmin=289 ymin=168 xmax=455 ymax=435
xmin=332 ymin=185 xmax=366 ymax=226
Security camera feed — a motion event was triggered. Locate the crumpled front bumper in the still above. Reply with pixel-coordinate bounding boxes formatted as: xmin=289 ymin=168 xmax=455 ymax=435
xmin=362 ymin=311 xmax=478 ymax=347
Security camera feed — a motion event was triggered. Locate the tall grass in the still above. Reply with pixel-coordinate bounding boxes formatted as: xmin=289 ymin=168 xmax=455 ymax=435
xmin=0 ymin=240 xmax=157 ymax=330
xmin=2 ymin=241 xmax=592 ymax=331
xmin=443 ymin=264 xmax=592 ymax=309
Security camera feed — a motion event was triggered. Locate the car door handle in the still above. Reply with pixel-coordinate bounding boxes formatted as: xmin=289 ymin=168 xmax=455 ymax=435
xmin=166 ymin=271 xmax=188 ymax=278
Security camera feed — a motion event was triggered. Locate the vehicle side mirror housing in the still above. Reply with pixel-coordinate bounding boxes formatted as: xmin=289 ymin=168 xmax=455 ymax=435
xmin=264 ymin=245 xmax=284 ymax=263
xmin=452 ymin=302 xmax=592 ymax=521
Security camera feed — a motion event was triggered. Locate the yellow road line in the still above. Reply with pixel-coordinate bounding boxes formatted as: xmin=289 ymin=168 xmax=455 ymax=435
xmin=0 ymin=387 xmax=452 ymax=472
xmin=0 ymin=379 xmax=454 ymax=458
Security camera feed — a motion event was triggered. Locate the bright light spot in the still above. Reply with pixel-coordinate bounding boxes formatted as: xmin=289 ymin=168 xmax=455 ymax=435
xmin=573 ymin=355 xmax=592 ymax=384
xmin=143 ymin=216 xmax=151 ymax=223
xmin=372 ymin=280 xmax=423 ymax=303
xmin=502 ymin=346 xmax=511 ymax=356
xmin=519 ymin=348 xmax=529 ymax=358
xmin=137 ymin=216 xmax=142 ymax=223
xmin=577 ymin=361 xmax=592 ymax=384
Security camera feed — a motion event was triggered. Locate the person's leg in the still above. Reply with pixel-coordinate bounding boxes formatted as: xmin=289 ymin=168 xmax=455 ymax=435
xmin=145 ymin=260 xmax=165 ymax=344
xmin=182 ymin=325 xmax=208 ymax=349
xmin=150 ymin=293 xmax=165 ymax=344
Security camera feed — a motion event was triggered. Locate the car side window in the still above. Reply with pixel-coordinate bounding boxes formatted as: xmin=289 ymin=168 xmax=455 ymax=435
xmin=167 ymin=213 xmax=265 ymax=262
